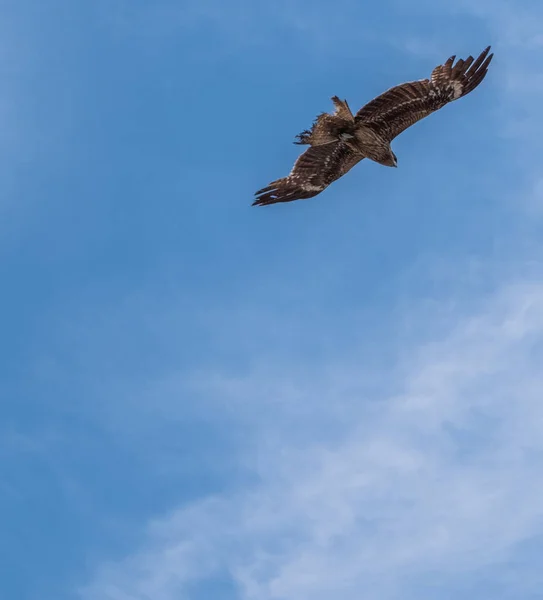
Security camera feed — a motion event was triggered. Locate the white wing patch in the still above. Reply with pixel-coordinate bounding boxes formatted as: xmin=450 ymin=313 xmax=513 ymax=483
xmin=450 ymin=80 xmax=464 ymax=99
xmin=302 ymin=183 xmax=324 ymax=192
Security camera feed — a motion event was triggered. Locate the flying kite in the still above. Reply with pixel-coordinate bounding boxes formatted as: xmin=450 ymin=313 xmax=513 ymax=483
xmin=253 ymin=46 xmax=493 ymax=207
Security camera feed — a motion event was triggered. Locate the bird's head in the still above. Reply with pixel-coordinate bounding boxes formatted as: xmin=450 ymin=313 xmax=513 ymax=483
xmin=379 ymin=150 xmax=398 ymax=168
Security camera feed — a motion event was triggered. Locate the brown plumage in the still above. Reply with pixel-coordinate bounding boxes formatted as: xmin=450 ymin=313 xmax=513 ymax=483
xmin=294 ymin=96 xmax=355 ymax=146
xmin=253 ymin=46 xmax=493 ymax=207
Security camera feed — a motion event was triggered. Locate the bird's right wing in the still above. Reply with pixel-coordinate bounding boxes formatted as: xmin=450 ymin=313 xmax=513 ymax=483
xmin=253 ymin=142 xmax=362 ymax=206
xmin=354 ymin=46 xmax=493 ymax=142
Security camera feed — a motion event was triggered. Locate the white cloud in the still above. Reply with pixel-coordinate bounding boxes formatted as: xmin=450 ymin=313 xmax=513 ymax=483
xmin=79 ymin=279 xmax=543 ymax=600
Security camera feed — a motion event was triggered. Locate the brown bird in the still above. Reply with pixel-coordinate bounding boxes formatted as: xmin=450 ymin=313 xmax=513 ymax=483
xmin=253 ymin=46 xmax=493 ymax=207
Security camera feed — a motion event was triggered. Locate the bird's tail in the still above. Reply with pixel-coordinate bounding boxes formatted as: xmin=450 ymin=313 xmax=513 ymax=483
xmin=331 ymin=96 xmax=354 ymax=120
xmin=294 ymin=128 xmax=314 ymax=145
xmin=294 ymin=113 xmax=354 ymax=146
xmin=294 ymin=96 xmax=354 ymax=145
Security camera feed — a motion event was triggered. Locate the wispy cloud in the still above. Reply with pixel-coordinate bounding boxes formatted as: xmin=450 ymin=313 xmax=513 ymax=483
xmin=79 ymin=279 xmax=543 ymax=600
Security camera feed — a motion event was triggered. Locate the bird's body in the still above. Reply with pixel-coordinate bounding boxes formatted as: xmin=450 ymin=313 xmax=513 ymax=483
xmin=253 ymin=46 xmax=493 ymax=206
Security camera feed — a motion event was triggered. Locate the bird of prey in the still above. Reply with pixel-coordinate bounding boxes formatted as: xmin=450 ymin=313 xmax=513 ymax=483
xmin=253 ymin=46 xmax=493 ymax=207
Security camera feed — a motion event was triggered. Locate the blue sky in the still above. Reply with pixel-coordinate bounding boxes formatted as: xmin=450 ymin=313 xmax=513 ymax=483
xmin=2 ymin=0 xmax=543 ymax=598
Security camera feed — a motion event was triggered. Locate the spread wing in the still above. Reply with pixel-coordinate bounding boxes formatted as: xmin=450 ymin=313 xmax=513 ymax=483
xmin=253 ymin=142 xmax=362 ymax=206
xmin=354 ymin=46 xmax=493 ymax=142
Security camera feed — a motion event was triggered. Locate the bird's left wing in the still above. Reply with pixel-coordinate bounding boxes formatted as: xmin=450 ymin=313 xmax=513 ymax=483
xmin=253 ymin=142 xmax=362 ymax=206
xmin=354 ymin=46 xmax=493 ymax=142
